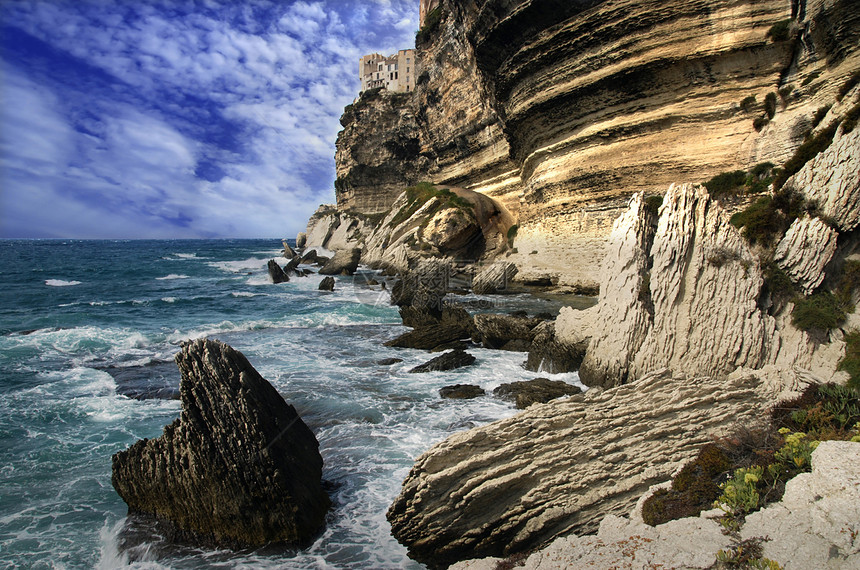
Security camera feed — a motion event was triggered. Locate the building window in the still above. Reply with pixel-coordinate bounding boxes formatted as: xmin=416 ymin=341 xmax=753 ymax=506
xmin=395 ymin=72 xmax=398 ymax=80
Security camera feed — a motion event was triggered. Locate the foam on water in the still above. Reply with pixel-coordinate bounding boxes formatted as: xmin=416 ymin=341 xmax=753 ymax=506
xmin=45 ymin=279 xmax=82 ymax=287
xmin=155 ymin=274 xmax=189 ymax=281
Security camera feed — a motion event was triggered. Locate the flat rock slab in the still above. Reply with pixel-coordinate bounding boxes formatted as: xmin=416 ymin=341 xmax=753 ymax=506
xmin=111 ymin=339 xmax=330 ymax=548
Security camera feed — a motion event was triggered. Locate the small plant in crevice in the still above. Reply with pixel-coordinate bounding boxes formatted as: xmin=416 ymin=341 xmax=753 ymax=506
xmin=715 ymin=537 xmax=784 ymax=569
xmin=729 ymin=185 xmax=805 ymax=248
xmin=506 ymin=224 xmax=518 ymax=248
xmin=415 ymin=6 xmax=443 ymax=45
xmin=766 ymin=19 xmax=792 ymax=42
xmin=703 ymin=163 xmax=775 ymax=199
xmin=760 ymin=262 xmax=796 ymax=315
xmin=740 ymin=95 xmax=758 ymax=113
xmin=839 ymin=330 xmax=860 ymax=392
xmin=764 ymin=92 xmax=778 ymax=120
xmin=644 ymin=194 xmax=663 ymax=215
xmin=753 ymin=116 xmax=770 ymax=131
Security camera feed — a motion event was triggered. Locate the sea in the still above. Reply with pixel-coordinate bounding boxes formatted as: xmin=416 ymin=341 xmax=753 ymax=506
xmin=0 ymin=239 xmax=587 ymax=569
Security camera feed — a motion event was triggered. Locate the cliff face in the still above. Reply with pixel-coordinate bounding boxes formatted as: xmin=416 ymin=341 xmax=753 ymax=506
xmin=333 ymin=0 xmax=860 ymax=287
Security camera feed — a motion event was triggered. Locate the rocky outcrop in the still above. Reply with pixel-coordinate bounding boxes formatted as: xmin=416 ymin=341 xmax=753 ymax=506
xmin=111 ymin=339 xmax=329 ymax=547
xmin=472 ymin=313 xmax=542 ymax=350
xmin=471 ymin=261 xmax=518 ymax=295
xmin=492 ymin=378 xmax=582 ymax=409
xmin=267 ymin=259 xmax=290 ymax=284
xmin=295 ymin=232 xmax=307 ymax=249
xmin=319 ymin=248 xmax=361 ymax=276
xmin=787 ymin=123 xmax=860 ymax=232
xmin=410 ymin=349 xmax=477 ymax=373
xmin=387 ymin=367 xmax=808 ymax=567
xmin=774 ymin=216 xmax=839 ymax=294
xmin=451 ymin=440 xmax=860 ymax=570
xmin=329 ymin=0 xmax=860 ymax=287
xmin=440 ymin=384 xmax=486 ymax=399
xmin=318 ymin=276 xmax=335 ymax=291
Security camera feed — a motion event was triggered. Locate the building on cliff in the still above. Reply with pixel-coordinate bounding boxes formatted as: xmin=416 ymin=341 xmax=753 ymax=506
xmin=419 ymin=0 xmax=440 ymax=27
xmin=359 ymin=49 xmax=415 ymax=95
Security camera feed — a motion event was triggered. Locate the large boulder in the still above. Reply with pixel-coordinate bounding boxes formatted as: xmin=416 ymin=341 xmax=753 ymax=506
xmin=318 ymin=276 xmax=335 ymax=291
xmin=111 ymin=339 xmax=330 ymax=547
xmin=439 ymin=384 xmax=486 ymax=399
xmin=525 ymin=320 xmax=589 ymax=373
xmin=319 ymin=248 xmax=361 ymax=276
xmin=473 ymin=313 xmax=542 ymax=350
xmin=267 ymin=259 xmax=290 ymax=284
xmin=295 ymin=232 xmax=307 ymax=249
xmin=387 ymin=367 xmax=808 ymax=567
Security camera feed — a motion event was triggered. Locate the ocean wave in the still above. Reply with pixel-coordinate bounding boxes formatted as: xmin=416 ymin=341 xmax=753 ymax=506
xmin=231 ymin=291 xmax=267 ymax=298
xmin=45 ymin=279 xmax=82 ymax=287
xmin=155 ymin=274 xmax=190 ymax=280
xmin=208 ymin=257 xmax=269 ymax=274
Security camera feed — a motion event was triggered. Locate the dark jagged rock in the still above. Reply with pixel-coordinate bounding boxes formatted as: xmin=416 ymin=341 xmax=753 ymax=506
xmin=318 ymin=276 xmax=335 ymax=291
xmin=319 ymin=248 xmax=361 ymax=276
xmin=526 ymin=321 xmax=588 ymax=373
xmin=284 ymin=254 xmax=301 ymax=274
xmin=493 ymin=378 xmax=582 ymax=409
xmin=267 ymin=259 xmax=290 ymax=284
xmin=111 ymin=339 xmax=329 ymax=548
xmin=105 ymin=361 xmax=180 ymax=401
xmin=473 ymin=313 xmax=542 ymax=350
xmin=409 ymin=350 xmax=476 ymax=373
xmin=377 ymin=357 xmax=404 ymax=365
xmin=282 ymin=241 xmax=296 ymax=259
xmin=439 ymin=384 xmax=485 ymax=399
xmin=385 ymin=323 xmax=471 ymax=351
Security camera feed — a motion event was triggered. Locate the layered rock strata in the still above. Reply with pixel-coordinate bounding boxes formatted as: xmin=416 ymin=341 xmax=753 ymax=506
xmin=329 ymin=0 xmax=860 ymax=287
xmin=451 ymin=440 xmax=860 ymax=570
xmin=112 ymin=339 xmax=329 ymax=547
xmin=387 ymin=367 xmax=808 ymax=567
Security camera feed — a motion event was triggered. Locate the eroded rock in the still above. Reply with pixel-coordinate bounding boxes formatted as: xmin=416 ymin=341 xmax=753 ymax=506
xmin=111 ymin=339 xmax=329 ymax=548
xmin=410 ymin=349 xmax=476 ymax=373
xmin=472 ymin=262 xmax=518 ymax=295
xmin=439 ymin=384 xmax=486 ymax=399
xmin=774 ymin=216 xmax=839 ymax=295
xmin=493 ymin=378 xmax=582 ymax=409
xmin=318 ymin=276 xmax=335 ymax=291
xmin=267 ymin=259 xmax=290 ymax=284
xmin=319 ymin=248 xmax=361 ymax=276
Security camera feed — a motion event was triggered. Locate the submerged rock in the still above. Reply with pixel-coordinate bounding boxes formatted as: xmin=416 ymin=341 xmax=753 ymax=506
xmin=439 ymin=384 xmax=485 ymax=399
xmin=318 ymin=276 xmax=335 ymax=291
xmin=493 ymin=378 xmax=581 ymax=409
xmin=267 ymin=259 xmax=290 ymax=284
xmin=111 ymin=339 xmax=329 ymax=548
xmin=410 ymin=349 xmax=476 ymax=373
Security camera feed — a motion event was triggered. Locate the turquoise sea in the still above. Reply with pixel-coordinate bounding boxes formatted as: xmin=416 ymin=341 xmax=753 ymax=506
xmin=0 ymin=239 xmax=584 ymax=569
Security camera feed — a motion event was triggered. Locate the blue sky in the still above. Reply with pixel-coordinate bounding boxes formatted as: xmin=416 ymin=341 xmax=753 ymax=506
xmin=0 ymin=0 xmax=417 ymax=238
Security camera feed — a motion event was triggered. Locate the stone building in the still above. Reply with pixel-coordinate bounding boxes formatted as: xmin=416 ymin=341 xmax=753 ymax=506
xmin=359 ymin=49 xmax=415 ymax=95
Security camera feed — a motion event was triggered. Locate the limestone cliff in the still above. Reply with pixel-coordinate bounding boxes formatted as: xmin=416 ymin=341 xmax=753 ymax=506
xmin=328 ymin=0 xmax=860 ymax=288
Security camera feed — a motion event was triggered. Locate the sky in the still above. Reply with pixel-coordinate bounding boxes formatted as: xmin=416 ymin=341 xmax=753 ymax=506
xmin=0 ymin=0 xmax=418 ymax=239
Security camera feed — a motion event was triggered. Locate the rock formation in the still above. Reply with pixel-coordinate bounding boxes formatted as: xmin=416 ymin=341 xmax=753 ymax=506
xmin=318 ymin=248 xmax=361 ymax=276
xmin=267 ymin=259 xmax=290 ymax=284
xmin=774 ymin=216 xmax=839 ymax=294
xmin=492 ymin=378 xmax=582 ymax=409
xmin=387 ymin=367 xmax=809 ymax=567
xmin=324 ymin=0 xmax=860 ymax=288
xmin=318 ymin=276 xmax=335 ymax=291
xmin=111 ymin=339 xmax=330 ymax=547
xmin=472 ymin=313 xmax=542 ymax=351
xmin=439 ymin=384 xmax=486 ymax=399
xmin=471 ymin=262 xmax=518 ymax=295
xmin=450 ymin=440 xmax=860 ymax=570
xmin=410 ymin=349 xmax=477 ymax=373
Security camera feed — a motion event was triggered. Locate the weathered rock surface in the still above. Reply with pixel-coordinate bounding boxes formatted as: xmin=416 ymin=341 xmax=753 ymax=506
xmin=385 ymin=322 xmax=472 ymax=352
xmin=525 ymin=320 xmax=589 ymax=374
xmin=387 ymin=367 xmax=806 ymax=567
xmin=787 ymin=125 xmax=860 ymax=232
xmin=111 ymin=339 xmax=329 ymax=547
xmin=578 ymin=185 xmax=775 ymax=388
xmin=318 ymin=276 xmax=335 ymax=291
xmin=451 ymin=440 xmax=860 ymax=570
xmin=410 ymin=349 xmax=477 ymax=373
xmin=440 ymin=384 xmax=486 ymax=399
xmin=318 ymin=248 xmax=361 ymax=276
xmin=330 ymin=0 xmax=860 ymax=287
xmin=493 ymin=378 xmax=582 ymax=409
xmin=295 ymin=232 xmax=307 ymax=249
xmin=267 ymin=259 xmax=290 ymax=284
xmin=471 ymin=262 xmax=518 ymax=295
xmin=774 ymin=216 xmax=839 ymax=295
xmin=472 ymin=313 xmax=542 ymax=350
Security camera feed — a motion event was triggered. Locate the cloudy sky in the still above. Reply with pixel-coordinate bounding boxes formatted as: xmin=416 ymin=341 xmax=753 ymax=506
xmin=0 ymin=0 xmax=417 ymax=239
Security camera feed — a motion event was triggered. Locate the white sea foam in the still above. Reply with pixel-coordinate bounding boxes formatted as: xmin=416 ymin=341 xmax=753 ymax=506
xmin=155 ymin=274 xmax=189 ymax=280
xmin=161 ymin=297 xmax=177 ymax=303
xmin=45 ymin=279 xmax=81 ymax=287
xmin=231 ymin=291 xmax=266 ymax=298
xmin=208 ymin=256 xmax=269 ymax=273
xmin=173 ymin=253 xmax=198 ymax=259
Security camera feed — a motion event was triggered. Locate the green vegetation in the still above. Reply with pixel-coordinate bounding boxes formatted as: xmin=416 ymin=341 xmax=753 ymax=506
xmin=839 ymin=331 xmax=860 ymax=391
xmin=390 ymin=182 xmax=473 ymax=228
xmin=715 ymin=537 xmax=784 ymax=569
xmin=415 ymin=6 xmax=442 ymax=45
xmin=644 ymin=194 xmax=663 ymax=215
xmin=766 ymin=19 xmax=792 ymax=42
xmin=729 ymin=185 xmax=804 ymax=247
xmin=506 ymin=224 xmax=518 ymax=248
xmin=643 ymin=383 xmax=860 ymax=541
xmin=837 ymin=71 xmax=860 ymax=101
xmin=762 ymin=262 xmax=796 ymax=313
xmin=778 ymin=85 xmax=794 ymax=103
xmin=704 ymin=170 xmax=747 ymax=197
xmin=703 ymin=163 xmax=775 ymax=199
xmin=740 ymin=95 xmax=757 ymax=113
xmin=753 ymin=116 xmax=770 ymax=131
xmin=791 ymin=291 xmax=846 ymax=333
xmin=764 ymin=92 xmax=778 ymax=120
